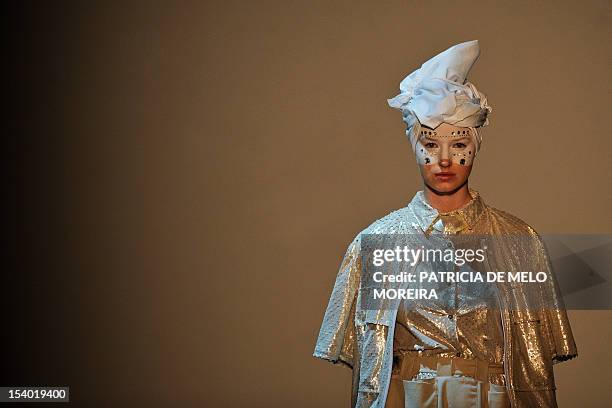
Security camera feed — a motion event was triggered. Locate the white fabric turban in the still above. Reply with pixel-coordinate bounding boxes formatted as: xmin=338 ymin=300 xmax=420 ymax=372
xmin=387 ymin=40 xmax=492 ymax=152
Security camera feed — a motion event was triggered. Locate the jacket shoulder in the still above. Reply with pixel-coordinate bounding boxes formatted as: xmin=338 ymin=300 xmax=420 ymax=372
xmin=342 ymin=206 xmax=416 ymax=250
xmin=486 ymin=205 xmax=540 ymax=236
xmin=358 ymin=206 xmax=415 ymax=236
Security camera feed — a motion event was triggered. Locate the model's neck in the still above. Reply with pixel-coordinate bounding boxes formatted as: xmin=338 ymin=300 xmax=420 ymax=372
xmin=423 ymin=183 xmax=472 ymax=213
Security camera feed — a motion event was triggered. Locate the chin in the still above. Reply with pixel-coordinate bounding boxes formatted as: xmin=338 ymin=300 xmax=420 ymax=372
xmin=430 ymin=181 xmax=461 ymax=192
xmin=427 ymin=178 xmax=468 ymax=194
xmin=435 ymin=186 xmax=459 ymax=193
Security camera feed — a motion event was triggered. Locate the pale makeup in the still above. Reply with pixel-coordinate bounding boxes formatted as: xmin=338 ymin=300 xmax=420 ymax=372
xmin=414 ymin=123 xmax=477 ymax=166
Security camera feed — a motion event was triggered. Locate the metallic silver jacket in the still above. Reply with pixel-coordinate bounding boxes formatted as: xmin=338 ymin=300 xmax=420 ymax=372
xmin=313 ymin=190 xmax=577 ymax=407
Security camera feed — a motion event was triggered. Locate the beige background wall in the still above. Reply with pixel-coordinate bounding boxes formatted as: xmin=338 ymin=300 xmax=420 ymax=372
xmin=8 ymin=1 xmax=611 ymax=406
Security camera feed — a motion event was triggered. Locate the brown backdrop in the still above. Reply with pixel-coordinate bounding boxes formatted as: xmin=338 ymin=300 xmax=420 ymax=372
xmin=7 ymin=1 xmax=611 ymax=407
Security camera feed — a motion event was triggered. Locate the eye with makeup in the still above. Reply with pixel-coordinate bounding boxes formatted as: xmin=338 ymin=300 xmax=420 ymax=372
xmin=452 ymin=142 xmax=467 ymax=149
xmin=424 ymin=142 xmax=438 ymax=149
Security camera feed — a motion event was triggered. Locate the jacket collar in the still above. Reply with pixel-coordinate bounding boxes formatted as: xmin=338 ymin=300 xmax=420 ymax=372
xmin=408 ymin=188 xmax=486 ymax=235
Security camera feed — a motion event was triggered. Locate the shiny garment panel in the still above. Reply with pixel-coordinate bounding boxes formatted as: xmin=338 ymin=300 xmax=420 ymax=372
xmin=314 ymin=190 xmax=577 ymax=407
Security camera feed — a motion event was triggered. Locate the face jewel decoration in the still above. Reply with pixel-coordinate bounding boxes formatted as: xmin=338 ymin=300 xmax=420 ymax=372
xmin=414 ymin=125 xmax=476 ymax=166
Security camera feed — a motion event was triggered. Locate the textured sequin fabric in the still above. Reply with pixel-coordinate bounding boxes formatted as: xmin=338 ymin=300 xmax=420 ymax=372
xmin=313 ymin=190 xmax=577 ymax=407
xmin=393 ymin=193 xmax=505 ymax=386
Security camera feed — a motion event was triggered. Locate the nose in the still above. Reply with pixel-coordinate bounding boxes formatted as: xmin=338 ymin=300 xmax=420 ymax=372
xmin=439 ymin=143 xmax=451 ymax=167
xmin=439 ymin=158 xmax=451 ymax=168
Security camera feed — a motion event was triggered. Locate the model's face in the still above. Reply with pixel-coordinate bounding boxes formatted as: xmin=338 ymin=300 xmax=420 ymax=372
xmin=416 ymin=123 xmax=475 ymax=193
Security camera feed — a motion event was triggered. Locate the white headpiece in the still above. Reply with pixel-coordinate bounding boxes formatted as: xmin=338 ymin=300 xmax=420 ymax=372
xmin=387 ymin=40 xmax=492 ymax=152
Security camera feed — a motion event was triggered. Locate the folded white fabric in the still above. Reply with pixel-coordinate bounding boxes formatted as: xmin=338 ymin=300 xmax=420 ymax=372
xmin=387 ymin=40 xmax=492 ymax=152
